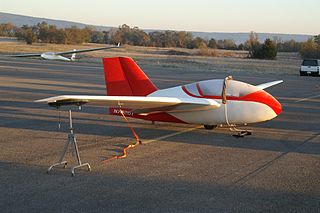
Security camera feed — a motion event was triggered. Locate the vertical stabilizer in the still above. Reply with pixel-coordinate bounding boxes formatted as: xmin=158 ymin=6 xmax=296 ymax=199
xmin=102 ymin=57 xmax=158 ymax=96
xmin=71 ymin=49 xmax=76 ymax=61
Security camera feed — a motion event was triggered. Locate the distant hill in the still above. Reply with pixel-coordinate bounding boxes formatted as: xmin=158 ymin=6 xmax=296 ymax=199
xmin=191 ymin=32 xmax=312 ymax=44
xmin=0 ymin=12 xmax=312 ymax=44
xmin=0 ymin=12 xmax=112 ymax=31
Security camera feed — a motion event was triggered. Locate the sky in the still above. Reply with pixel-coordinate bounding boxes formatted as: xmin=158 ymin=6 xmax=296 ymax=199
xmin=1 ymin=0 xmax=319 ymax=35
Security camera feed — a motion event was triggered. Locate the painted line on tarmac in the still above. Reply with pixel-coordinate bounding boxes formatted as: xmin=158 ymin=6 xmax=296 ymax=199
xmin=143 ymin=126 xmax=201 ymax=144
xmin=295 ymin=94 xmax=320 ymax=103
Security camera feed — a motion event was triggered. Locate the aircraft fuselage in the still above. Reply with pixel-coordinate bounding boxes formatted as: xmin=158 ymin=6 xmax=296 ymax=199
xmin=110 ymin=79 xmax=281 ymax=126
xmin=40 ymin=52 xmax=72 ymax=61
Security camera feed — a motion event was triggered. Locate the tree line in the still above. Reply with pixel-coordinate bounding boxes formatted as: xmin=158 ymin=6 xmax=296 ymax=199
xmin=0 ymin=22 xmax=102 ymax=45
xmin=299 ymin=35 xmax=320 ymax=59
xmin=0 ymin=22 xmax=319 ymax=59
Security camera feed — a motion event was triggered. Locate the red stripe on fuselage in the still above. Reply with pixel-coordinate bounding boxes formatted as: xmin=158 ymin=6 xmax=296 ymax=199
xmin=196 ymin=83 xmax=205 ymax=96
xmin=182 ymin=86 xmax=282 ymax=115
xmin=109 ymin=108 xmax=186 ymax=123
xmin=182 ymin=86 xmax=195 ymax=97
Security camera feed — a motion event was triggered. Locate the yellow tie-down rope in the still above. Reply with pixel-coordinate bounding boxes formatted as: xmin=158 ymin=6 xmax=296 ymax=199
xmin=103 ymin=109 xmax=142 ymax=164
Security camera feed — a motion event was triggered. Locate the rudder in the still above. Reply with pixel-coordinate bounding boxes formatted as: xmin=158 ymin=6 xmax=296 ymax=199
xmin=102 ymin=57 xmax=158 ymax=96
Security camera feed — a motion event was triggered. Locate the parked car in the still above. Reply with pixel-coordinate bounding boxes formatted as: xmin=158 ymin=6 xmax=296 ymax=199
xmin=300 ymin=59 xmax=320 ymax=76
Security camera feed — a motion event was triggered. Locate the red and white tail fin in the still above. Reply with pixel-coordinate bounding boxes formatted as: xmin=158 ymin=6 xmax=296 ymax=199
xmin=102 ymin=57 xmax=158 ymax=96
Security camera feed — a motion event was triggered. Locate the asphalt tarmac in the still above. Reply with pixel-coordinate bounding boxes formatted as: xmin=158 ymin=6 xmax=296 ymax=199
xmin=0 ymin=56 xmax=319 ymax=212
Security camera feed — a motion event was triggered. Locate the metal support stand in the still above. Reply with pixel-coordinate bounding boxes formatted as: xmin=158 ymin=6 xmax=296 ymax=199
xmin=47 ymin=109 xmax=91 ymax=176
xmin=232 ymin=129 xmax=252 ymax=138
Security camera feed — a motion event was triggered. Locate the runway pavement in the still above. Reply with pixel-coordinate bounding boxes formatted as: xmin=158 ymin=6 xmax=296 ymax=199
xmin=0 ymin=56 xmax=319 ymax=212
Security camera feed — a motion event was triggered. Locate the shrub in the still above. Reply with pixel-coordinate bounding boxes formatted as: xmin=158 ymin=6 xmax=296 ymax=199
xmin=196 ymin=47 xmax=217 ymax=57
xmin=252 ymin=39 xmax=277 ymax=60
xmin=15 ymin=26 xmax=37 ymax=45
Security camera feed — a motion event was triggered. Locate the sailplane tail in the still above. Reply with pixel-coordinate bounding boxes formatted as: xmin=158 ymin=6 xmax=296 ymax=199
xmin=71 ymin=53 xmax=76 ymax=61
xmin=102 ymin=57 xmax=158 ymax=96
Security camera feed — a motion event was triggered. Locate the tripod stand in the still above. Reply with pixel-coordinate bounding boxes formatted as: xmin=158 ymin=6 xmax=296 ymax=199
xmin=47 ymin=109 xmax=91 ymax=176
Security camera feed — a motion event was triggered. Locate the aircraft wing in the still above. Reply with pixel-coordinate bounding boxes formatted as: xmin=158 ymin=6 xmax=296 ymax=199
xmin=6 ymin=53 xmax=42 ymax=57
xmin=35 ymin=95 xmax=220 ymax=114
xmin=56 ymin=43 xmax=120 ymax=55
xmin=256 ymin=80 xmax=283 ymax=90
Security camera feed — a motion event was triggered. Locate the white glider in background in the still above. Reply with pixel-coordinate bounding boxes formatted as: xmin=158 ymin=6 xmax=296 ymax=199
xmin=7 ymin=43 xmax=120 ymax=61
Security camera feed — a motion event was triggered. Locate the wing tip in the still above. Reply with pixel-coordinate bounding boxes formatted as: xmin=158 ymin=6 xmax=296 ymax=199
xmin=256 ymin=80 xmax=283 ymax=90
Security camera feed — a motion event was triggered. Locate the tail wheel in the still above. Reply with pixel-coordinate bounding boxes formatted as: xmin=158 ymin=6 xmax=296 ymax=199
xmin=204 ymin=125 xmax=217 ymax=130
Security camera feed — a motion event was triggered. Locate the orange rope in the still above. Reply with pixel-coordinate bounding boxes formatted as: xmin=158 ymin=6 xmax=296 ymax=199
xmin=104 ymin=109 xmax=142 ymax=164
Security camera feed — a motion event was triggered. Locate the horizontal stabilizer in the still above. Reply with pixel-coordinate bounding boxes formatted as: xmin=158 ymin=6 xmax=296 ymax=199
xmin=256 ymin=80 xmax=283 ymax=90
xmin=35 ymin=95 xmax=220 ymax=113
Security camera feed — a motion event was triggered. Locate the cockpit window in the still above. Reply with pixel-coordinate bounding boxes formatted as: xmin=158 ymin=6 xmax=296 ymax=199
xmin=44 ymin=52 xmax=55 ymax=55
xmin=227 ymin=80 xmax=259 ymax=97
xmin=184 ymin=83 xmax=201 ymax=96
xmin=183 ymin=79 xmax=260 ymax=98
xmin=199 ymin=79 xmax=259 ymax=98
xmin=198 ymin=80 xmax=224 ymax=96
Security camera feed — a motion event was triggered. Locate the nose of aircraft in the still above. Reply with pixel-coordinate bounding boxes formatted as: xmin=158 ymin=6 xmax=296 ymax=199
xmin=265 ymin=92 xmax=282 ymax=116
xmin=243 ymin=89 xmax=282 ymax=117
xmin=257 ymin=90 xmax=282 ymax=116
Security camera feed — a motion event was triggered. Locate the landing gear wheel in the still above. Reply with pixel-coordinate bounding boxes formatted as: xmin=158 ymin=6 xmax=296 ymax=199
xmin=204 ymin=125 xmax=217 ymax=130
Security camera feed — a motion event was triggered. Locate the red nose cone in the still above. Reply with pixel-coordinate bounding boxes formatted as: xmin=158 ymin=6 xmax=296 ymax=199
xmin=266 ymin=93 xmax=282 ymax=115
xmin=242 ymin=90 xmax=282 ymax=115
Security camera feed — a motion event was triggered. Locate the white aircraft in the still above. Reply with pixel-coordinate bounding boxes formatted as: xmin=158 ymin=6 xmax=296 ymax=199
xmin=7 ymin=43 xmax=120 ymax=61
xmin=38 ymin=56 xmax=284 ymax=176
xmin=37 ymin=57 xmax=283 ymax=136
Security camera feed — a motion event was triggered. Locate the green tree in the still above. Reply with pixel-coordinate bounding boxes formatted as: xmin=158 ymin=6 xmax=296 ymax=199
xmin=55 ymin=29 xmax=66 ymax=44
xmin=149 ymin=31 xmax=164 ymax=47
xmin=25 ymin=29 xmax=36 ymax=44
xmin=238 ymin=43 xmax=245 ymax=50
xmin=111 ymin=24 xmax=149 ymax=46
xmin=223 ymin=39 xmax=237 ymax=50
xmin=216 ymin=40 xmax=224 ymax=49
xmin=91 ymin=31 xmax=105 ymax=43
xmin=15 ymin=25 xmax=37 ymax=44
xmin=277 ymin=39 xmax=302 ymax=52
xmin=245 ymin=31 xmax=260 ymax=57
xmin=300 ymin=38 xmax=320 ymax=59
xmin=208 ymin=38 xmax=217 ymax=49
xmin=252 ymin=39 xmax=277 ymax=60
xmin=262 ymin=39 xmax=277 ymax=59
xmin=0 ymin=23 xmax=17 ymax=36
xmin=64 ymin=26 xmax=91 ymax=44
xmin=175 ymin=31 xmax=193 ymax=48
xmin=130 ymin=27 xmax=149 ymax=46
xmin=188 ymin=37 xmax=207 ymax=49
xmin=47 ymin=25 xmax=59 ymax=43
xmin=37 ymin=21 xmax=49 ymax=42
xmin=314 ymin=34 xmax=320 ymax=45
